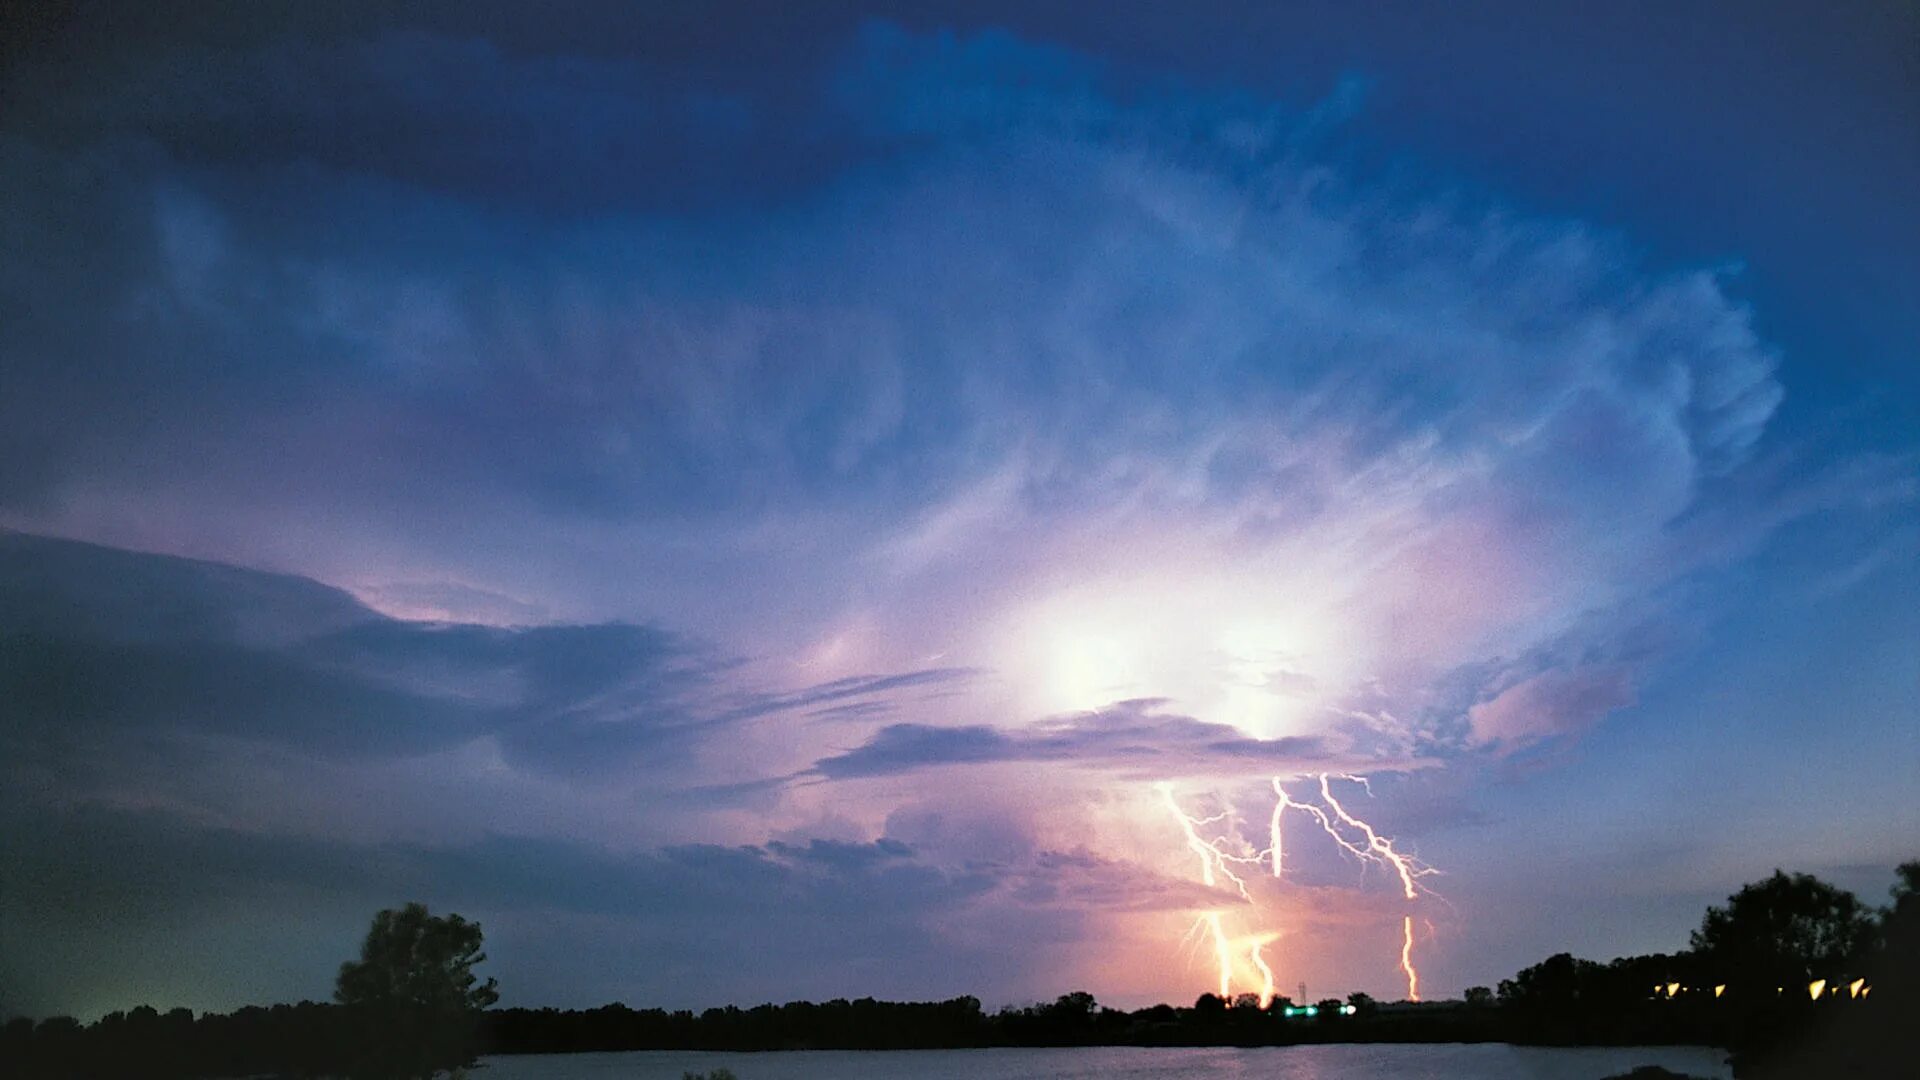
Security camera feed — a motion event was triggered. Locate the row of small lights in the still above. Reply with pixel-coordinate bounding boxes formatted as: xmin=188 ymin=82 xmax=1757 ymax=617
xmin=1653 ymin=978 xmax=1870 ymax=1001
xmin=1278 ymin=1004 xmax=1361 ymax=1017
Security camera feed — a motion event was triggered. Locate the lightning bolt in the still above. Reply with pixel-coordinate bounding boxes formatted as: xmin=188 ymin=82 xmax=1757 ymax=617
xmin=1158 ymin=783 xmax=1243 ymax=998
xmin=1162 ymin=773 xmax=1442 ymax=1006
xmin=1157 ymin=782 xmax=1255 ymax=901
xmin=1249 ymin=937 xmax=1278 ymax=1008
xmin=1303 ymin=774 xmax=1434 ymax=1000
xmin=1315 ymin=774 xmax=1436 ymax=901
xmin=1208 ymin=914 xmax=1234 ymax=1000
xmin=1267 ymin=778 xmax=1293 ymax=878
xmin=1401 ymin=915 xmax=1421 ymax=1002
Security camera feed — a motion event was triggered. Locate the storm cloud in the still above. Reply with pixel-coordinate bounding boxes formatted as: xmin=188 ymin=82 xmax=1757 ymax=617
xmin=1 ymin=8 xmax=1914 ymax=1021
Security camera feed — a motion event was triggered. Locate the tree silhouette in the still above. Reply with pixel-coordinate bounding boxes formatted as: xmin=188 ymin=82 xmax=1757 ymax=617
xmin=1689 ymin=870 xmax=1874 ymax=992
xmin=1869 ymin=860 xmax=1919 ymax=1000
xmin=335 ymin=903 xmax=499 ymax=1079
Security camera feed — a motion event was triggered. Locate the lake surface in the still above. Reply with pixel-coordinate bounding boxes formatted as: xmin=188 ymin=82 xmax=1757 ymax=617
xmin=478 ymin=1043 xmax=1734 ymax=1079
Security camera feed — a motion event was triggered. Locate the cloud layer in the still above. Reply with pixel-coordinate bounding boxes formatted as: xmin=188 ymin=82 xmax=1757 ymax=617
xmin=1 ymin=16 xmax=1913 ymax=1019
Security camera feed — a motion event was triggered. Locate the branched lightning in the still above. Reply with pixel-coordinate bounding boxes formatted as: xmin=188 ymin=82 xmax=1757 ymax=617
xmin=1161 ymin=772 xmax=1442 ymax=1005
xmin=1315 ymin=774 xmax=1437 ymax=901
xmin=1159 ymin=783 xmax=1245 ymax=998
xmin=1157 ymin=782 xmax=1255 ymax=902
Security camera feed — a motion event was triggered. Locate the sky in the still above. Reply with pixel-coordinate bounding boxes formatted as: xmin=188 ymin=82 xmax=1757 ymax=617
xmin=2 ymin=1 xmax=1916 ymax=1020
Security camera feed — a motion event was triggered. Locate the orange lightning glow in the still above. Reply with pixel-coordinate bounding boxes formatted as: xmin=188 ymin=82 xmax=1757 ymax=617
xmin=1401 ymin=916 xmax=1421 ymax=1001
xmin=1207 ymin=913 xmax=1233 ymax=999
xmin=1250 ymin=937 xmax=1277 ymax=1008
xmin=1159 ymin=783 xmax=1242 ymax=998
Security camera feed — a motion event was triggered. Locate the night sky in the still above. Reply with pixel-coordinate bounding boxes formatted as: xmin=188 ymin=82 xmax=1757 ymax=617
xmin=2 ymin=1 xmax=1916 ymax=1021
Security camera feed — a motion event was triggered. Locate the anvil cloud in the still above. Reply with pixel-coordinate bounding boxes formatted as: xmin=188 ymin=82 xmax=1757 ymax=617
xmin=2 ymin=6 xmax=1915 ymax=1020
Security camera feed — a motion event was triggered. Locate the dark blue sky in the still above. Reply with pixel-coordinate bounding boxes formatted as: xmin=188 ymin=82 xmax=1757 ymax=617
xmin=2 ymin=1 xmax=1915 ymax=1018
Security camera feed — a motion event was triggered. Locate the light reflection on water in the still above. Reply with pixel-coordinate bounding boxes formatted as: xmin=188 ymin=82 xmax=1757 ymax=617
xmin=478 ymin=1043 xmax=1733 ymax=1080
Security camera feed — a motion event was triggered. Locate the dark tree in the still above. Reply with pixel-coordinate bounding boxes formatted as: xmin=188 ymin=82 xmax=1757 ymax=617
xmin=1689 ymin=870 xmax=1874 ymax=991
xmin=1463 ymin=985 xmax=1494 ymax=1007
xmin=1498 ymin=952 xmax=1603 ymax=1009
xmin=1050 ymin=991 xmax=1097 ymax=1018
xmin=1868 ymin=860 xmax=1919 ymax=1000
xmin=335 ymin=903 xmax=500 ymax=1079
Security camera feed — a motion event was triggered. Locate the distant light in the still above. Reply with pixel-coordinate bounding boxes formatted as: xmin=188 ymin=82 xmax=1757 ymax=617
xmin=1340 ymin=1004 xmax=1357 ymax=1015
xmin=1807 ymin=979 xmax=1826 ymax=1001
xmin=1282 ymin=1007 xmax=1296 ymax=1017
xmin=1713 ymin=985 xmax=1725 ymax=999
xmin=1848 ymin=978 xmax=1865 ymax=999
xmin=1303 ymin=1006 xmax=1318 ymax=1017
xmin=1666 ymin=982 xmax=1680 ymax=998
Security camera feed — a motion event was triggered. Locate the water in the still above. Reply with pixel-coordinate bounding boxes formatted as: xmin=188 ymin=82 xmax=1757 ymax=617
xmin=477 ymin=1043 xmax=1733 ymax=1079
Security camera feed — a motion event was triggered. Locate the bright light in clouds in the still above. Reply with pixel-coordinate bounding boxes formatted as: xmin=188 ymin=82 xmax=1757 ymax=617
xmin=1007 ymin=569 xmax=1348 ymax=739
xmin=1042 ymin=624 xmax=1141 ymax=714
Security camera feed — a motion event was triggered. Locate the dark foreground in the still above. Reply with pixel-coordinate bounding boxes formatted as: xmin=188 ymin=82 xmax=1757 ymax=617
xmin=477 ymin=1044 xmax=1738 ymax=1080
xmin=1 ymin=991 xmax=1906 ymax=1079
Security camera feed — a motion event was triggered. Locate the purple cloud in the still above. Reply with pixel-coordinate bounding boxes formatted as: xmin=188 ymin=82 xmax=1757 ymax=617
xmin=811 ymin=700 xmax=1353 ymax=781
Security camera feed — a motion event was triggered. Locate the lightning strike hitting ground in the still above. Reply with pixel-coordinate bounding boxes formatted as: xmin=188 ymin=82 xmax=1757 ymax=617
xmin=1208 ymin=913 xmax=1234 ymax=1000
xmin=1249 ymin=938 xmax=1278 ymax=1008
xmin=1161 ymin=774 xmax=1442 ymax=1005
xmin=1300 ymin=774 xmax=1435 ymax=1000
xmin=1158 ymin=783 xmax=1244 ymax=998
xmin=1401 ymin=915 xmax=1421 ymax=1002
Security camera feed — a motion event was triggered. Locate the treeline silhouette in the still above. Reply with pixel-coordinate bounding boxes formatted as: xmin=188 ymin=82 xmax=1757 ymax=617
xmin=3 ymin=980 xmax=1899 ymax=1078
xmin=4 ymin=862 xmax=1913 ymax=1078
xmin=2 ymin=1003 xmax=372 ymax=1080
xmin=1488 ymin=861 xmax=1918 ymax=1077
xmin=482 ymin=990 xmax=1503 ymax=1053
xmin=0 ymin=991 xmax=1508 ymax=1077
